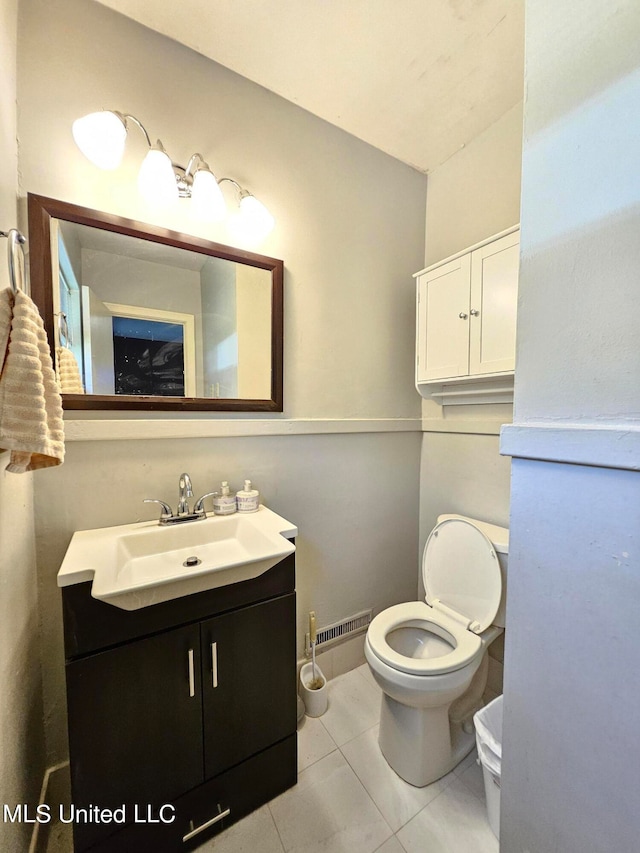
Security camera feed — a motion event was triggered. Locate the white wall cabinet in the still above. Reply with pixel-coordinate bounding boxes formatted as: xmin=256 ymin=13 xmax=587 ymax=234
xmin=415 ymin=227 xmax=519 ymax=403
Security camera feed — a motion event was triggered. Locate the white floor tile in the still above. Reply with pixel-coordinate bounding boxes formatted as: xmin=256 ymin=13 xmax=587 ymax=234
xmin=269 ymin=750 xmax=393 ymax=853
xmin=319 ymin=668 xmax=381 ymax=747
xmin=356 ymin=660 xmax=380 ymax=691
xmin=198 ymin=663 xmax=498 ymax=853
xmin=453 ymin=747 xmax=477 ymax=777
xmin=396 ymin=777 xmax=498 ymax=853
xmin=341 ymin=725 xmax=448 ymax=833
xmin=437 ymin=769 xmax=457 ymax=790
xmin=458 ymin=758 xmax=486 ymax=800
xmin=195 ymin=805 xmax=284 ymax=852
xmin=374 ymin=836 xmax=406 ymax=853
xmin=297 ymin=714 xmax=338 ymax=771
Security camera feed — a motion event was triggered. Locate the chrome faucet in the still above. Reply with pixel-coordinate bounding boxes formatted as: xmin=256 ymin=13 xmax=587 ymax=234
xmin=144 ymin=474 xmax=218 ymax=525
xmin=177 ymin=472 xmax=194 ymax=516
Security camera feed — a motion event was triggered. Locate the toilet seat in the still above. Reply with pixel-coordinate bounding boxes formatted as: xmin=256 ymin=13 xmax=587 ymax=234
xmin=368 ymin=517 xmax=503 ymax=678
xmin=367 ymin=601 xmax=482 ymax=676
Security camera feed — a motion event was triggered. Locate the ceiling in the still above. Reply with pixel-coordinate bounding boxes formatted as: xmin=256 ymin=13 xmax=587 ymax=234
xmin=95 ymin=0 xmax=524 ymax=174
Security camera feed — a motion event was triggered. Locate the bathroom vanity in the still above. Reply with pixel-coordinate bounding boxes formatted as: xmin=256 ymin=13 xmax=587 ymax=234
xmin=59 ymin=516 xmax=297 ymax=852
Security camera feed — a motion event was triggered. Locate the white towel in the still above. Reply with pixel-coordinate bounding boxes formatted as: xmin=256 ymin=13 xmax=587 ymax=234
xmin=0 ymin=289 xmax=65 ymax=472
xmin=56 ymin=346 xmax=85 ymax=394
xmin=0 ymin=289 xmax=11 ymax=370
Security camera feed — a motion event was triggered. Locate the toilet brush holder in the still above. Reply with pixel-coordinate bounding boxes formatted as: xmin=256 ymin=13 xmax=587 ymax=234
xmin=299 ymin=662 xmax=328 ymax=717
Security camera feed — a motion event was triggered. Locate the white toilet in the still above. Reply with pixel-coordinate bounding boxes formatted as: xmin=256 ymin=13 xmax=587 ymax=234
xmin=365 ymin=514 xmax=508 ymax=787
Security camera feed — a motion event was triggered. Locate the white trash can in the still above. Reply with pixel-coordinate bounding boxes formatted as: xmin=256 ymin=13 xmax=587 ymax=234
xmin=473 ymin=694 xmax=503 ymax=840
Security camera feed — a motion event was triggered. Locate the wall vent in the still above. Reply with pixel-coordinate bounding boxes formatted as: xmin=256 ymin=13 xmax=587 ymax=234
xmin=305 ymin=609 xmax=372 ymax=656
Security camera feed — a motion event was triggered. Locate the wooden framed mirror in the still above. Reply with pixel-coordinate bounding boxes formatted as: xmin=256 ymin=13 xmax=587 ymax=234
xmin=28 ymin=194 xmax=283 ymax=412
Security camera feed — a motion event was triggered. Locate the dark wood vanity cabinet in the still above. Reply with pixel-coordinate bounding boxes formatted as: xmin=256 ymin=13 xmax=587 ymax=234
xmin=201 ymin=594 xmax=296 ymax=779
xmin=62 ymin=552 xmax=297 ymax=852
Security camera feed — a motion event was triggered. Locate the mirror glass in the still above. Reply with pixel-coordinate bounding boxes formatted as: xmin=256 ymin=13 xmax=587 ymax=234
xmin=28 ymin=194 xmax=283 ymax=412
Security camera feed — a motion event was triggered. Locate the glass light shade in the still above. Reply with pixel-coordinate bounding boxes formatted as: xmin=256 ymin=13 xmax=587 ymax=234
xmin=238 ymin=194 xmax=275 ymax=240
xmin=190 ymin=169 xmax=226 ymax=221
xmin=137 ymin=147 xmax=179 ymax=206
xmin=72 ymin=111 xmax=127 ymax=170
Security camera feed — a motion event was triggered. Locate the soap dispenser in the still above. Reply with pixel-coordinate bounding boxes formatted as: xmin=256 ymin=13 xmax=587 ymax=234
xmin=236 ymin=479 xmax=260 ymax=513
xmin=212 ymin=481 xmax=237 ymax=515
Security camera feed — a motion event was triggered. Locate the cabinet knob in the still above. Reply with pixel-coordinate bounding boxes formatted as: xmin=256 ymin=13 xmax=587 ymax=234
xmin=470 ymin=308 xmax=480 ymax=316
xmin=458 ymin=312 xmax=468 ymax=320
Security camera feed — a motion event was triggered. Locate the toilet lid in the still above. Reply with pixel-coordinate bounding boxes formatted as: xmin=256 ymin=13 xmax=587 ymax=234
xmin=423 ymin=518 xmax=501 ymax=633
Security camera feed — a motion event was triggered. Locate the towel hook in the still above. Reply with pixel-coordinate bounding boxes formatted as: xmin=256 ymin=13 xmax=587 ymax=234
xmin=0 ymin=228 xmax=27 ymax=295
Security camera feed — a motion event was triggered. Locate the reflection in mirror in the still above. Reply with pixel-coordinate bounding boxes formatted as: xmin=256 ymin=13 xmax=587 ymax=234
xmin=54 ymin=220 xmax=272 ymax=399
xmin=28 ymin=195 xmax=283 ymax=412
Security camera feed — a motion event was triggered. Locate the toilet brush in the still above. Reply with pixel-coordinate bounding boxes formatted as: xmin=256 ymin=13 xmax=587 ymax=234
xmin=308 ymin=611 xmax=324 ymax=689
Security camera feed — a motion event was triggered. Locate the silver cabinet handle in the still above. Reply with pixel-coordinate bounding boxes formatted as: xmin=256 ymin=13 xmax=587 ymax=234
xmin=188 ymin=649 xmax=195 ymax=698
xmin=470 ymin=308 xmax=480 ymax=316
xmin=211 ymin=642 xmax=218 ymax=688
xmin=458 ymin=312 xmax=468 ymax=319
xmin=182 ymin=805 xmax=231 ymax=842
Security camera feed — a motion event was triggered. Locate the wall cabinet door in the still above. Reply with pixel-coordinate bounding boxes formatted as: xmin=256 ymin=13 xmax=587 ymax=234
xmin=468 ymin=230 xmax=520 ymax=375
xmin=66 ymin=623 xmax=204 ymax=851
xmin=202 ymin=593 xmax=297 ymax=779
xmin=416 ymin=228 xmax=519 ymax=387
xmin=416 ymin=253 xmax=471 ymax=381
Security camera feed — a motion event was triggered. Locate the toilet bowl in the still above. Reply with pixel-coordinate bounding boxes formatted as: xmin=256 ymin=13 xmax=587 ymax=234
xmin=365 ymin=514 xmax=508 ymax=787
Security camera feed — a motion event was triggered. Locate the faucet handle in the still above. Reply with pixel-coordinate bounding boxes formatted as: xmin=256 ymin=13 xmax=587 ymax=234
xmin=143 ymin=498 xmax=174 ymax=523
xmin=193 ymin=492 xmax=218 ymax=517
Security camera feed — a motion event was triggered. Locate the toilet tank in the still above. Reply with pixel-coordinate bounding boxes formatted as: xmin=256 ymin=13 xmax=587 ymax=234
xmin=436 ymin=514 xmax=509 ymax=629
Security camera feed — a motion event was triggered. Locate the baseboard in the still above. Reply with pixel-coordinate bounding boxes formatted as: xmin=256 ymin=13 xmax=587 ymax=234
xmin=29 ymin=762 xmax=70 ymax=853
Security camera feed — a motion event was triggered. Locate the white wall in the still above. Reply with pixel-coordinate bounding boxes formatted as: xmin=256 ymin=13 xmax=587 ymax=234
xmin=0 ymin=0 xmax=46 ymax=847
xmin=17 ymin=0 xmax=427 ymax=767
xmin=424 ymin=102 xmax=523 ymax=267
xmin=19 ymin=0 xmax=425 ymax=423
xmin=500 ymin=2 xmax=640 ymax=851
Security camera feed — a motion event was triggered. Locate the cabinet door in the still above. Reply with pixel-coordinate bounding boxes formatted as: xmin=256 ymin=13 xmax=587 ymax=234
xmin=416 ymin=253 xmax=471 ymax=381
xmin=202 ymin=593 xmax=296 ymax=779
xmin=66 ymin=623 xmax=203 ymax=849
xmin=468 ymin=230 xmax=519 ymax=375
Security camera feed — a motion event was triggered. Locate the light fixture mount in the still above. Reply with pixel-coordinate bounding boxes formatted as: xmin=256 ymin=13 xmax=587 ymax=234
xmin=173 ymin=153 xmax=210 ymax=198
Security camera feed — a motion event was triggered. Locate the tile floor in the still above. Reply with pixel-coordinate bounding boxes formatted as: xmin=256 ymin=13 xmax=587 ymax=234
xmin=196 ymin=663 xmax=498 ymax=853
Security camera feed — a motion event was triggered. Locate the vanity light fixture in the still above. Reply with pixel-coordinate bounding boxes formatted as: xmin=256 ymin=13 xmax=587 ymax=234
xmin=220 ymin=178 xmax=275 ymax=241
xmin=72 ymin=110 xmax=275 ymax=237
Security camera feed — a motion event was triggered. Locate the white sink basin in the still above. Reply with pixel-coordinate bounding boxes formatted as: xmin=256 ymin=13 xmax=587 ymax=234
xmin=58 ymin=506 xmax=297 ymax=610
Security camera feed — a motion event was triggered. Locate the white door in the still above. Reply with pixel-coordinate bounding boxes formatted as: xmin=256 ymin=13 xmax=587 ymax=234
xmin=468 ymin=231 xmax=519 ymax=376
xmin=81 ymin=286 xmax=115 ymax=394
xmin=416 ymin=254 xmax=471 ymax=382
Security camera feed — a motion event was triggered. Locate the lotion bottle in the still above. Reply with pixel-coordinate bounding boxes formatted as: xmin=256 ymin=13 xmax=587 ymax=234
xmin=236 ymin=479 xmax=260 ymax=513
xmin=212 ymin=481 xmax=237 ymax=515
